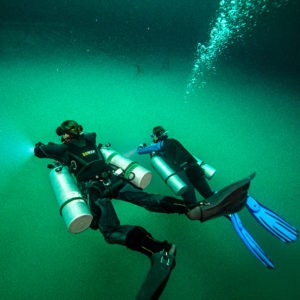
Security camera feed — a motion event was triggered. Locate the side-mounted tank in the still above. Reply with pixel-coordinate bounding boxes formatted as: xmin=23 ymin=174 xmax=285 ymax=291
xmin=101 ymin=147 xmax=152 ymax=189
xmin=49 ymin=166 xmax=93 ymax=234
xmin=150 ymin=155 xmax=188 ymax=196
xmin=193 ymin=156 xmax=216 ymax=179
xmin=150 ymin=154 xmax=216 ymax=195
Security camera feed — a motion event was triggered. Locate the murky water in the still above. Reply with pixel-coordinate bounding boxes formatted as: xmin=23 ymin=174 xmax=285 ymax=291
xmin=0 ymin=1 xmax=299 ymax=299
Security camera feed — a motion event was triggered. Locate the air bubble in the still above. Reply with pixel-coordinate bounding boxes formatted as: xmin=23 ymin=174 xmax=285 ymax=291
xmin=185 ymin=0 xmax=288 ymax=96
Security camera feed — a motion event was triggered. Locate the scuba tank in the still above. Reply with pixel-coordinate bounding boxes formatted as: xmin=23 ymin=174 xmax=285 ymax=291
xmin=150 ymin=155 xmax=188 ymax=196
xmin=49 ymin=165 xmax=93 ymax=234
xmin=193 ymin=156 xmax=216 ymax=179
xmin=101 ymin=146 xmax=152 ymax=189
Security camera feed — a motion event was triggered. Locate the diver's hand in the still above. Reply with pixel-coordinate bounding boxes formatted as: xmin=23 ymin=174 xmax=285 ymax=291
xmin=137 ymin=143 xmax=147 ymax=150
xmin=34 ymin=141 xmax=44 ymax=149
xmin=34 ymin=142 xmax=46 ymax=157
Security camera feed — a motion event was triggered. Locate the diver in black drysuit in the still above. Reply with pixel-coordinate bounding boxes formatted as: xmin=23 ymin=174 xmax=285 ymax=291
xmin=138 ymin=126 xmax=214 ymax=208
xmin=138 ymin=126 xmax=250 ymax=220
xmin=34 ymin=120 xmax=194 ymax=299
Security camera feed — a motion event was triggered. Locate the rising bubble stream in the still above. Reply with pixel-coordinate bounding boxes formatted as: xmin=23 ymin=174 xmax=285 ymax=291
xmin=185 ymin=0 xmax=288 ymax=96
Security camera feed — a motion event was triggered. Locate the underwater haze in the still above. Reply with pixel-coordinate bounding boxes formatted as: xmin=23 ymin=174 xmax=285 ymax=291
xmin=0 ymin=1 xmax=299 ymax=299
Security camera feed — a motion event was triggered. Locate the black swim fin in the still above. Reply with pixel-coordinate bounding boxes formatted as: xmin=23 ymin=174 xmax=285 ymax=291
xmin=136 ymin=245 xmax=176 ymax=300
xmin=193 ymin=173 xmax=255 ymax=222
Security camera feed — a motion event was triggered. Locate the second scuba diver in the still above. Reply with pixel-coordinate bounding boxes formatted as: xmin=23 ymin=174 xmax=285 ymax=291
xmin=137 ymin=126 xmax=298 ymax=269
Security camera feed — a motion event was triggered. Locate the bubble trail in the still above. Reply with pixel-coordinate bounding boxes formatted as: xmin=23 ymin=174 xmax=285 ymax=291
xmin=185 ymin=0 xmax=288 ymax=96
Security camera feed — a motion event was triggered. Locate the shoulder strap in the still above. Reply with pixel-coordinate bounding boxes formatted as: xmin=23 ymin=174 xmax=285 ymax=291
xmin=66 ymin=136 xmax=105 ymax=167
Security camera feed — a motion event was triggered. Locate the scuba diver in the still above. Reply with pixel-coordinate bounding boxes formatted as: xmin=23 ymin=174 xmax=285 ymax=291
xmin=34 ymin=120 xmax=248 ymax=299
xmin=137 ymin=126 xmax=298 ymax=269
xmin=138 ymin=126 xmax=214 ymax=208
xmin=35 ymin=120 xmax=177 ymax=299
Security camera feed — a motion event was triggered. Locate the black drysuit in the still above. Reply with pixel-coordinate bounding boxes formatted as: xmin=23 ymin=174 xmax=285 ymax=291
xmin=139 ymin=138 xmax=214 ymax=208
xmin=34 ymin=133 xmax=186 ymax=256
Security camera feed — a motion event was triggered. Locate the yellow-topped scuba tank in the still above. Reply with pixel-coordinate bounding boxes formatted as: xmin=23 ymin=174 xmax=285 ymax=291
xmin=49 ymin=165 xmax=93 ymax=234
xmin=101 ymin=146 xmax=152 ymax=189
xmin=150 ymin=155 xmax=188 ymax=196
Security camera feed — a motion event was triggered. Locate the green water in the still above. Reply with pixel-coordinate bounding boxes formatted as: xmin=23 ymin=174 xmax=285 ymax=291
xmin=0 ymin=1 xmax=299 ymax=299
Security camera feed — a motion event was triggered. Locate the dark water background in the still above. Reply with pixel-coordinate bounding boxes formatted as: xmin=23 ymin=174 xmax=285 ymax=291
xmin=0 ymin=1 xmax=299 ymax=299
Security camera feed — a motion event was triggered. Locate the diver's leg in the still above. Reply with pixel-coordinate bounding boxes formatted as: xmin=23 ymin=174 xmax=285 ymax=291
xmin=180 ymin=186 xmax=198 ymax=208
xmin=185 ymin=165 xmax=214 ymax=199
xmin=94 ymin=196 xmax=176 ymax=299
xmin=118 ymin=183 xmax=187 ymax=214
xmin=91 ymin=194 xmax=173 ymax=257
xmin=93 ymin=197 xmax=132 ymax=244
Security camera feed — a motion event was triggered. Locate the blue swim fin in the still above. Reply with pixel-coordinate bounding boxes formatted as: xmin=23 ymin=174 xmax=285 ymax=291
xmin=228 ymin=213 xmax=275 ymax=269
xmin=246 ymin=196 xmax=298 ymax=243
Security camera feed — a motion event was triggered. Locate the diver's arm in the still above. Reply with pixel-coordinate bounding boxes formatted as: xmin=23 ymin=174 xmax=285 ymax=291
xmin=137 ymin=141 xmax=163 ymax=155
xmin=34 ymin=142 xmax=67 ymax=159
xmin=83 ymin=132 xmax=97 ymax=144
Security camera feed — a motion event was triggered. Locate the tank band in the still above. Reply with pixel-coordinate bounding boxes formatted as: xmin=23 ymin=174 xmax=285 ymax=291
xmin=164 ymin=173 xmax=175 ymax=184
xmin=59 ymin=197 xmax=84 ymax=216
xmin=124 ymin=162 xmax=138 ymax=179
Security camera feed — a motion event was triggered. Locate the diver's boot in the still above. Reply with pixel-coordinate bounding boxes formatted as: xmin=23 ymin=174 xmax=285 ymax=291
xmin=136 ymin=244 xmax=176 ymax=300
xmin=125 ymin=226 xmax=171 ymax=257
xmin=187 ymin=173 xmax=255 ymax=222
xmin=125 ymin=227 xmax=176 ymax=300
